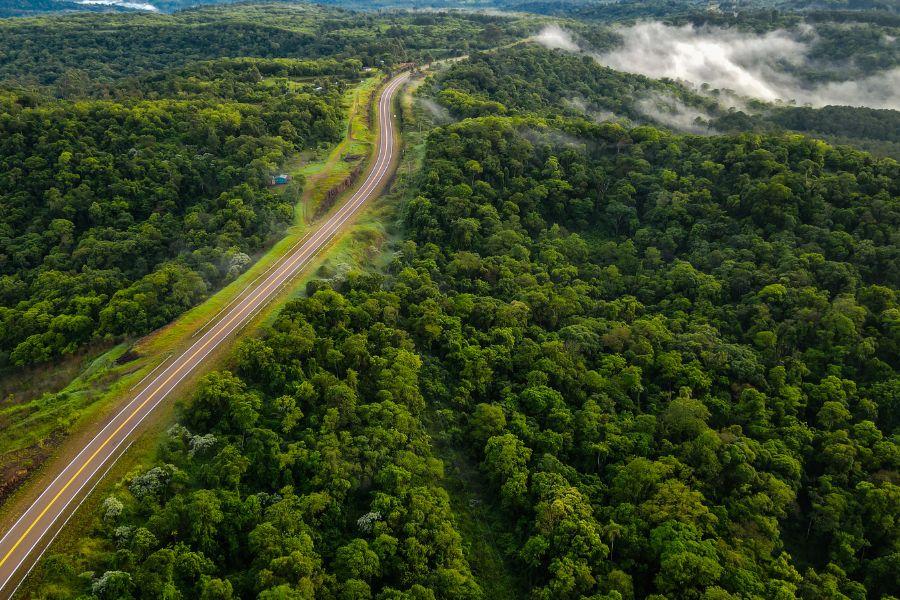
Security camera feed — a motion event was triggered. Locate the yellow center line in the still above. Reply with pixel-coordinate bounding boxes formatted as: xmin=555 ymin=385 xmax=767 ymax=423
xmin=0 ymin=75 xmax=402 ymax=572
xmin=0 ymin=237 xmax=312 ymax=569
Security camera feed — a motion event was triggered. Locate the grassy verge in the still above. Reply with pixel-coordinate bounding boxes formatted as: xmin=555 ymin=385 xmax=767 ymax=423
xmin=12 ymin=73 xmax=407 ymax=598
xmin=0 ymin=73 xmax=382 ymax=524
xmin=18 ymin=71 xmax=525 ymax=599
xmin=0 ymin=343 xmax=124 ymax=503
xmin=135 ymin=73 xmax=382 ymax=357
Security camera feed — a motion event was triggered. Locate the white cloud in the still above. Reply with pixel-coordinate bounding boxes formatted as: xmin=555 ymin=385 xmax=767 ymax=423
xmin=595 ymin=21 xmax=900 ymax=110
xmin=563 ymin=97 xmax=621 ymax=123
xmin=636 ymin=92 xmax=715 ymax=134
xmin=797 ymin=68 xmax=900 ymax=109
xmin=534 ymin=25 xmax=580 ymax=52
xmin=77 ymin=0 xmax=159 ymax=11
xmin=417 ymin=97 xmax=453 ymax=124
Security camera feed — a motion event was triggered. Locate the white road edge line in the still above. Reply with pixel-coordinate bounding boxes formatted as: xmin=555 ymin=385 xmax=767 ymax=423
xmin=129 ymin=353 xmax=172 ymax=392
xmin=0 ymin=72 xmax=407 ymax=597
xmin=6 ymin=439 xmax=136 ymax=600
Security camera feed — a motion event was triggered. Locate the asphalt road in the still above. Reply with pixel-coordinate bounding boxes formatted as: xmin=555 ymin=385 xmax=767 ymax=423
xmin=0 ymin=71 xmax=409 ymax=599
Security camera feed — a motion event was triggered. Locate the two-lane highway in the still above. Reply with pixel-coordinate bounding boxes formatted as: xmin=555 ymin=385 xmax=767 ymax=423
xmin=0 ymin=71 xmax=409 ymax=598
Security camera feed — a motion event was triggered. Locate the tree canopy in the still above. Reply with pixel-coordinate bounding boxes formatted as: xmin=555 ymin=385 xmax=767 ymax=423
xmin=0 ymin=58 xmax=348 ymax=368
xmin=7 ymin=5 xmax=899 ymax=599
xmin=41 ymin=107 xmax=899 ymax=599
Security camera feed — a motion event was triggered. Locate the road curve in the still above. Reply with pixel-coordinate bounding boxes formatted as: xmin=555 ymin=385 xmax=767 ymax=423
xmin=0 ymin=71 xmax=409 ymax=598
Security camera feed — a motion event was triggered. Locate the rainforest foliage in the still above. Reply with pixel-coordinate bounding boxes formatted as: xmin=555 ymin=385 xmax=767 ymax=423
xmin=44 ymin=107 xmax=900 ymax=598
xmin=0 ymin=4 xmax=526 ymax=92
xmin=0 ymin=58 xmax=349 ymax=368
xmin=0 ymin=4 xmax=528 ymax=370
xmin=41 ymin=291 xmax=485 ymax=599
xmin=4 ymin=4 xmax=898 ymax=600
xmin=400 ymin=117 xmax=899 ymax=598
xmin=434 ymin=44 xmax=900 ymax=158
xmin=714 ymin=105 xmax=900 ymax=159
xmin=430 ymin=44 xmax=711 ymax=123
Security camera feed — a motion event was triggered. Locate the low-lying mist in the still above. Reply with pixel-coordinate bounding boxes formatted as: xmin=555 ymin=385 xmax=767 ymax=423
xmin=602 ymin=22 xmax=899 ymax=110
xmin=77 ymin=0 xmax=159 ymax=10
xmin=636 ymin=92 xmax=715 ymax=134
xmin=534 ymin=24 xmax=579 ymax=52
xmin=536 ymin=22 xmax=900 ymax=111
xmin=416 ymin=97 xmax=454 ymax=125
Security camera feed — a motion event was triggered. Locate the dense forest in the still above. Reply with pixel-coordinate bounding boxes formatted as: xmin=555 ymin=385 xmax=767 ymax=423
xmin=1 ymin=2 xmax=897 ymax=599
xmin=432 ymin=44 xmax=900 ymax=158
xmin=0 ymin=4 xmax=527 ymax=91
xmin=0 ymin=3 xmax=529 ymax=370
xmin=4 ymin=0 xmax=898 ymax=20
xmin=714 ymin=105 xmax=900 ymax=159
xmin=37 ymin=288 xmax=485 ymax=599
xmin=0 ymin=0 xmax=121 ymax=18
xmin=0 ymin=0 xmax=743 ymax=19
xmin=429 ymin=44 xmax=714 ymax=123
xmin=0 ymin=58 xmax=350 ymax=369
xmin=38 ymin=64 xmax=900 ymax=600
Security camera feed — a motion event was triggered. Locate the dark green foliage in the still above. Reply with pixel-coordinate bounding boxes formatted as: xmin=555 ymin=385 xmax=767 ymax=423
xmin=768 ymin=106 xmax=900 ymax=142
xmin=0 ymin=60 xmax=346 ymax=367
xmin=436 ymin=44 xmax=900 ymax=158
xmin=61 ymin=113 xmax=899 ymax=599
xmin=494 ymin=0 xmax=900 ymax=23
xmin=13 ymin=5 xmax=899 ymax=599
xmin=800 ymin=21 xmax=899 ymax=74
xmin=0 ymin=4 xmax=527 ymax=92
xmin=493 ymin=0 xmax=708 ymax=22
xmin=432 ymin=45 xmax=715 ymax=123
xmin=394 ymin=116 xmax=898 ymax=598
xmin=53 ymin=290 xmax=482 ymax=598
xmin=0 ymin=0 xmax=119 ymax=18
xmin=714 ymin=105 xmax=900 ymax=159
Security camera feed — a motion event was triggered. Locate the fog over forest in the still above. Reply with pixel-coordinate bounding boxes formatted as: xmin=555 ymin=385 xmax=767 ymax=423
xmin=537 ymin=22 xmax=900 ymax=110
xmin=77 ymin=0 xmax=159 ymax=10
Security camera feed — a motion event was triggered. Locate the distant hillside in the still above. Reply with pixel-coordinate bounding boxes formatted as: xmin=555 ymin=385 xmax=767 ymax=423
xmin=433 ymin=44 xmax=900 ymax=158
xmin=3 ymin=0 xmax=898 ymax=19
xmin=0 ymin=4 xmax=527 ymax=88
xmin=0 ymin=0 xmax=128 ymax=17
